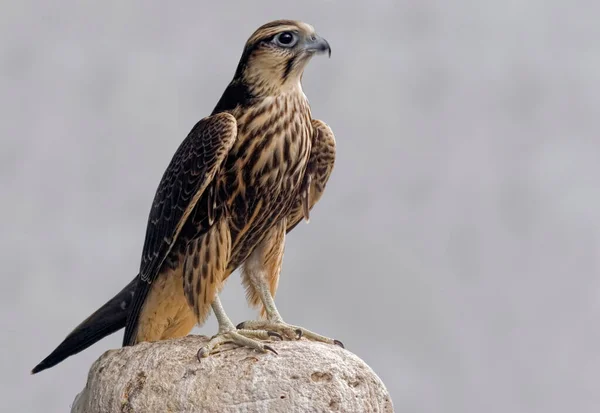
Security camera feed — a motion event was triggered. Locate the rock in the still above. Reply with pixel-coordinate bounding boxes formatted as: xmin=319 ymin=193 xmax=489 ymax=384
xmin=71 ymin=335 xmax=394 ymax=413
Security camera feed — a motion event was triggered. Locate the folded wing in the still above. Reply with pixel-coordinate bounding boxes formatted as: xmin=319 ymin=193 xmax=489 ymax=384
xmin=123 ymin=113 xmax=237 ymax=346
xmin=286 ymin=119 xmax=336 ymax=233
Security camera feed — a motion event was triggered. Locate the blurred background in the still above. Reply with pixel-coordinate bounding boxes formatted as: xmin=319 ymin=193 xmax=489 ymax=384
xmin=2 ymin=1 xmax=599 ymax=412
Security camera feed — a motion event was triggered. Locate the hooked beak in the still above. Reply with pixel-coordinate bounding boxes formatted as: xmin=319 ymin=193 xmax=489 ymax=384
xmin=304 ymin=35 xmax=331 ymax=57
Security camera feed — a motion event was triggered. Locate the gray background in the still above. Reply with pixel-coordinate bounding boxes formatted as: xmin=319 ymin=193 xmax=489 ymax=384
xmin=2 ymin=1 xmax=599 ymax=412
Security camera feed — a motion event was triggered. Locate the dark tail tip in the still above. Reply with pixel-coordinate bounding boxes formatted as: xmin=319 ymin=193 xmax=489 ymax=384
xmin=30 ymin=316 xmax=126 ymax=375
xmin=31 ymin=362 xmax=48 ymax=375
xmin=30 ymin=276 xmax=138 ymax=374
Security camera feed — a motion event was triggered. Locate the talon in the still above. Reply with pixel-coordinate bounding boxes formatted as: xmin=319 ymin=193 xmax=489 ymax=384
xmin=197 ymin=348 xmax=207 ymax=361
xmin=267 ymin=331 xmax=284 ymax=341
xmin=333 ymin=339 xmax=344 ymax=348
xmin=295 ymin=328 xmax=303 ymax=340
xmin=263 ymin=345 xmax=278 ymax=355
xmin=236 ymin=322 xmax=246 ymax=329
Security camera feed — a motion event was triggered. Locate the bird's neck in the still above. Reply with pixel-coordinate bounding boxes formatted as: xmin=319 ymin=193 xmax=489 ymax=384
xmin=211 ymin=77 xmax=305 ymax=116
xmin=232 ymin=88 xmax=310 ymax=128
xmin=249 ymin=77 xmax=304 ymax=98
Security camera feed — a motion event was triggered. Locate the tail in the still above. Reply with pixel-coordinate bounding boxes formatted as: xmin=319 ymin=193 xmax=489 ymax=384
xmin=31 ymin=276 xmax=138 ymax=374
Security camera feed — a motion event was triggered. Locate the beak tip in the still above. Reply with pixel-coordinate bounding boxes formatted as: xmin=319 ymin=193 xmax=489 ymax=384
xmin=305 ymin=36 xmax=331 ymax=57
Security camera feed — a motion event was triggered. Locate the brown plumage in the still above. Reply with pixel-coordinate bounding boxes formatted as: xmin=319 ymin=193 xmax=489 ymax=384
xmin=244 ymin=119 xmax=336 ymax=316
xmin=124 ymin=20 xmax=338 ymax=351
xmin=32 ymin=20 xmax=337 ymax=373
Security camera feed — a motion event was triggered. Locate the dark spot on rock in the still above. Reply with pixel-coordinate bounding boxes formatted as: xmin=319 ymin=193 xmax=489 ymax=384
xmin=349 ymin=379 xmax=361 ymax=388
xmin=344 ymin=374 xmax=364 ymax=388
xmin=182 ymin=368 xmax=197 ymax=380
xmin=311 ymin=371 xmax=333 ymax=382
xmin=290 ymin=374 xmax=300 ymax=380
xmin=121 ymin=371 xmax=147 ymax=413
xmin=280 ymin=395 xmax=286 ymax=399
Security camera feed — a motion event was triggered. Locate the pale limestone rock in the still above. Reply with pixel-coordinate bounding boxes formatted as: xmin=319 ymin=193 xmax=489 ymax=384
xmin=71 ymin=335 xmax=393 ymax=413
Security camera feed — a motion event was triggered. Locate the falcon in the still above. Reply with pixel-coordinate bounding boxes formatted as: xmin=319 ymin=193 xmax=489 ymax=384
xmin=32 ymin=20 xmax=338 ymax=374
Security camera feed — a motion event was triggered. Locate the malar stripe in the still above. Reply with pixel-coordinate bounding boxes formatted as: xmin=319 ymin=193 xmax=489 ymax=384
xmin=282 ymin=55 xmax=297 ymax=82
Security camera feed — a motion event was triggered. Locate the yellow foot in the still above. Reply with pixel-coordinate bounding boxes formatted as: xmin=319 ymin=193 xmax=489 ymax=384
xmin=197 ymin=329 xmax=280 ymax=360
xmin=236 ymin=320 xmax=344 ymax=348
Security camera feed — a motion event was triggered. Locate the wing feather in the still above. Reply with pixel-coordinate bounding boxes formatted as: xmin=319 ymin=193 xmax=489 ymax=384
xmin=123 ymin=112 xmax=237 ymax=346
xmin=286 ymin=119 xmax=336 ymax=233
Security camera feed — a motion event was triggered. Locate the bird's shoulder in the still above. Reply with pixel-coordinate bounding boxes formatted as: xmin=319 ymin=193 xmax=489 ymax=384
xmin=310 ymin=118 xmax=336 ymax=153
xmin=187 ymin=112 xmax=238 ymax=150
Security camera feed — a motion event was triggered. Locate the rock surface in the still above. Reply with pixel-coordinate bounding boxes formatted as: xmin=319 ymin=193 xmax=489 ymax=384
xmin=71 ymin=335 xmax=393 ymax=413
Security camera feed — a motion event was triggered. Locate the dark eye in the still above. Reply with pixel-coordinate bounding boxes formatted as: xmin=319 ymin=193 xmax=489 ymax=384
xmin=273 ymin=31 xmax=298 ymax=48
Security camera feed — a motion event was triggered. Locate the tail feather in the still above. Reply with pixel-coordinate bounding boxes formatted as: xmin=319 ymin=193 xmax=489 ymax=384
xmin=31 ymin=276 xmax=138 ymax=374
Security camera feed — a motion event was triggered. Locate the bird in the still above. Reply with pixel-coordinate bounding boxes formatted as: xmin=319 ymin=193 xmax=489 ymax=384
xmin=32 ymin=20 xmax=339 ymax=375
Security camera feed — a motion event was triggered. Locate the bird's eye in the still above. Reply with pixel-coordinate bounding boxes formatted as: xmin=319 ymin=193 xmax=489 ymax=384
xmin=273 ymin=32 xmax=298 ymax=48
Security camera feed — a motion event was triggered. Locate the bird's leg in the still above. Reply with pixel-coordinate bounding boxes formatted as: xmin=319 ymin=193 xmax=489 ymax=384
xmin=237 ymin=223 xmax=343 ymax=347
xmin=197 ymin=295 xmax=280 ymax=359
xmin=237 ymin=277 xmax=344 ymax=347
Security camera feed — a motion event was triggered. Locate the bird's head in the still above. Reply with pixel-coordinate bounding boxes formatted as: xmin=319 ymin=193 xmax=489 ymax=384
xmin=234 ymin=20 xmax=331 ymax=96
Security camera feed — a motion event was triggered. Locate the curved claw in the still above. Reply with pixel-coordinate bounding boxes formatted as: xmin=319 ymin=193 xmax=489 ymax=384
xmin=267 ymin=331 xmax=284 ymax=341
xmin=236 ymin=321 xmax=246 ymax=329
xmin=263 ymin=345 xmax=278 ymax=355
xmin=197 ymin=348 xmax=207 ymax=361
xmin=333 ymin=339 xmax=345 ymax=348
xmin=295 ymin=328 xmax=303 ymax=340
